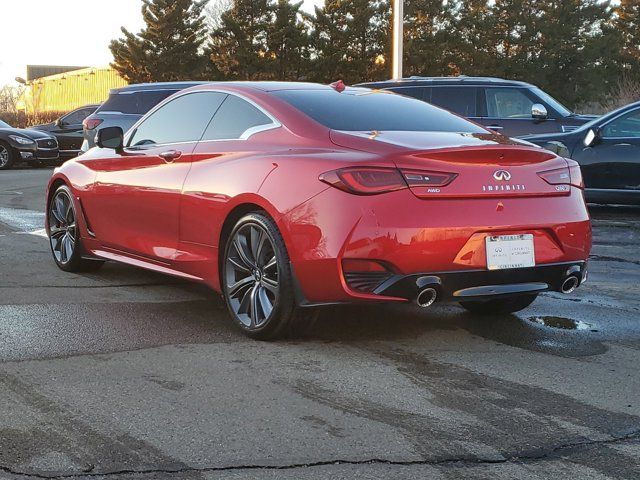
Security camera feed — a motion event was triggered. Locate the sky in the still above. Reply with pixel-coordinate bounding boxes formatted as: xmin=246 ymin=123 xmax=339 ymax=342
xmin=0 ymin=0 xmax=323 ymax=87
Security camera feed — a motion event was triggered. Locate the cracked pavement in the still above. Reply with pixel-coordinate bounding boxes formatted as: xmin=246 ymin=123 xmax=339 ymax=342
xmin=0 ymin=167 xmax=639 ymax=479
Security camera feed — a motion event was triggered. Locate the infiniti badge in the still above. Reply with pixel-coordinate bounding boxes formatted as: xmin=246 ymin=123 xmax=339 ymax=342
xmin=493 ymin=170 xmax=512 ymax=181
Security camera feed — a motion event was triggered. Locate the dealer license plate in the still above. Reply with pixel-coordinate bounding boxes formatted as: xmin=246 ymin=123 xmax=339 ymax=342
xmin=485 ymin=234 xmax=535 ymax=270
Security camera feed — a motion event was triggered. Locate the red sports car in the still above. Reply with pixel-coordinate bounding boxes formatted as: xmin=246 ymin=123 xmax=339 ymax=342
xmin=46 ymin=82 xmax=591 ymax=339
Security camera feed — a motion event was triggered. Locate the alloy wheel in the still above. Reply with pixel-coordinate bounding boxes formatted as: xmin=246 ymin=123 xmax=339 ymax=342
xmin=49 ymin=190 xmax=76 ymax=264
xmin=225 ymin=223 xmax=279 ymax=329
xmin=0 ymin=145 xmax=9 ymax=168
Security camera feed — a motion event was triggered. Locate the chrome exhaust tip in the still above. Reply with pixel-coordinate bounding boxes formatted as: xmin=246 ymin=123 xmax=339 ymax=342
xmin=560 ymin=276 xmax=580 ymax=294
xmin=416 ymin=287 xmax=438 ymax=308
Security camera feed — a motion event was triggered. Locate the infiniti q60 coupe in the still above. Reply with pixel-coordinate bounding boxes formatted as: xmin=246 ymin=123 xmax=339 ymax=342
xmin=46 ymin=82 xmax=591 ymax=339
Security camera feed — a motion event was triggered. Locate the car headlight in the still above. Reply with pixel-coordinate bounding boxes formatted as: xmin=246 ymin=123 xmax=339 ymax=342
xmin=8 ymin=135 xmax=36 ymax=145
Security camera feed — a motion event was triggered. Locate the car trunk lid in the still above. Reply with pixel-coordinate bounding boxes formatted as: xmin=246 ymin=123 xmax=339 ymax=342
xmin=330 ymin=130 xmax=571 ymax=199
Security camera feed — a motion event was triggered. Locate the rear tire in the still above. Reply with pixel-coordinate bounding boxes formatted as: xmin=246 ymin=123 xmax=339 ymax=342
xmin=48 ymin=185 xmax=105 ymax=273
xmin=0 ymin=142 xmax=15 ymax=170
xmin=459 ymin=294 xmax=538 ymax=315
xmin=222 ymin=212 xmax=315 ymax=340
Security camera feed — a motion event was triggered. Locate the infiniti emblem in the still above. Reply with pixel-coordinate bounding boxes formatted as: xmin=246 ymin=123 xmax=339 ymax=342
xmin=493 ymin=170 xmax=512 ymax=181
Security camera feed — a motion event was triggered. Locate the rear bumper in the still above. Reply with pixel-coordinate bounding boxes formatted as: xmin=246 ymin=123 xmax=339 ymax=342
xmin=283 ymin=186 xmax=591 ymax=305
xmin=373 ymin=261 xmax=586 ymax=303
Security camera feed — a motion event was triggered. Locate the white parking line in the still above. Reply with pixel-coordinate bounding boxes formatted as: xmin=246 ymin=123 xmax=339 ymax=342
xmin=0 ymin=207 xmax=46 ymax=234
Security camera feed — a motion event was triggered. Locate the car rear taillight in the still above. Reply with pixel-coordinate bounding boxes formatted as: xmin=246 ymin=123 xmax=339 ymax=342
xmin=538 ymin=162 xmax=583 ymax=189
xmin=319 ymin=167 xmax=457 ymax=195
xmin=401 ymin=169 xmax=458 ymax=188
xmin=83 ymin=118 xmax=103 ymax=130
xmin=568 ymin=161 xmax=584 ymax=189
xmin=320 ymin=167 xmax=406 ymax=195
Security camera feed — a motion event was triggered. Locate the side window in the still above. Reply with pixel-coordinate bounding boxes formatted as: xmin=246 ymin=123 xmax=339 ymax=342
xmin=485 ymin=88 xmax=534 ymax=119
xmin=601 ymin=109 xmax=640 ymax=138
xmin=388 ymin=87 xmax=426 ymax=101
xmin=128 ymin=92 xmax=226 ymax=147
xmin=62 ymin=109 xmax=88 ymax=125
xmin=430 ymin=87 xmax=477 ymax=116
xmin=202 ymin=95 xmax=274 ymax=141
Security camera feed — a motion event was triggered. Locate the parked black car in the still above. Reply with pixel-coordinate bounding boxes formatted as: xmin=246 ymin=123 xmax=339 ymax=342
xmin=357 ymin=76 xmax=597 ymax=137
xmin=32 ymin=105 xmax=98 ymax=160
xmin=0 ymin=120 xmax=59 ymax=170
xmin=522 ymin=101 xmax=640 ymax=206
xmin=81 ymin=82 xmax=207 ymax=152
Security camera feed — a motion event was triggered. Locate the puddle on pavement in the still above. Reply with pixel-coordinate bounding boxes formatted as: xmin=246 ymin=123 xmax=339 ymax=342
xmin=528 ymin=316 xmax=598 ymax=332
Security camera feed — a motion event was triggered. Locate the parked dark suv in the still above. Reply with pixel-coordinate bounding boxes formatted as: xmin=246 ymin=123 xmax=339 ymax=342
xmin=357 ymin=77 xmax=597 ymax=137
xmin=81 ymin=82 xmax=207 ymax=152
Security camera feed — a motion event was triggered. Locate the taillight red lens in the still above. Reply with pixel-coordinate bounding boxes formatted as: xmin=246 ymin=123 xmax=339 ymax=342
xmin=320 ymin=167 xmax=457 ymax=195
xmin=83 ymin=118 xmax=103 ymax=130
xmin=319 ymin=167 xmax=407 ymax=195
xmin=538 ymin=163 xmax=583 ymax=189
xmin=568 ymin=161 xmax=584 ymax=189
xmin=538 ymin=167 xmax=570 ymax=185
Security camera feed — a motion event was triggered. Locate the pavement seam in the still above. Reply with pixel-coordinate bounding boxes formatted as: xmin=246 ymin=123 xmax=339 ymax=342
xmin=2 ymin=429 xmax=638 ymax=479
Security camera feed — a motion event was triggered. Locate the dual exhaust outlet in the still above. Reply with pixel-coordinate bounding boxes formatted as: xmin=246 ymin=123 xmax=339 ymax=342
xmin=415 ymin=287 xmax=438 ymax=308
xmin=413 ymin=273 xmax=581 ymax=307
xmin=560 ymin=275 xmax=580 ymax=294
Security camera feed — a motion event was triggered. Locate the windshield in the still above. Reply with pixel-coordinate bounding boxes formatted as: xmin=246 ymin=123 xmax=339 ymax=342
xmin=530 ymin=87 xmax=572 ymax=117
xmin=568 ymin=102 xmax=639 ymax=134
xmin=273 ymin=89 xmax=487 ymax=133
xmin=0 ymin=119 xmax=11 ymax=128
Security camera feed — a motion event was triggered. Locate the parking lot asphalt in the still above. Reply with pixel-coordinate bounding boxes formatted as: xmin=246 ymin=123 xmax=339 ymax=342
xmin=0 ymin=167 xmax=639 ymax=479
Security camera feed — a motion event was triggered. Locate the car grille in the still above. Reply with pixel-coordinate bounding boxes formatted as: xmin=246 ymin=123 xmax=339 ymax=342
xmin=37 ymin=138 xmax=58 ymax=149
xmin=344 ymin=271 xmax=394 ymax=293
xmin=37 ymin=149 xmax=59 ymax=159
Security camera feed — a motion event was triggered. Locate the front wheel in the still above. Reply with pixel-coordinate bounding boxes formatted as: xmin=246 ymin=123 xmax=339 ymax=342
xmin=48 ymin=185 xmax=104 ymax=272
xmin=222 ymin=212 xmax=314 ymax=340
xmin=0 ymin=142 xmax=14 ymax=170
xmin=459 ymin=294 xmax=538 ymax=315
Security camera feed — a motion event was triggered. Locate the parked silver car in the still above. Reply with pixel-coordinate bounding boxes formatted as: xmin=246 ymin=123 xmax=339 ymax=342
xmin=81 ymin=82 xmax=207 ymax=152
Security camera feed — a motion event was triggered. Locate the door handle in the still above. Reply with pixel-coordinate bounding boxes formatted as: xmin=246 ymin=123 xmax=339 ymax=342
xmin=614 ymin=143 xmax=632 ymax=147
xmin=487 ymin=125 xmax=504 ymax=131
xmin=159 ymin=150 xmax=182 ymax=162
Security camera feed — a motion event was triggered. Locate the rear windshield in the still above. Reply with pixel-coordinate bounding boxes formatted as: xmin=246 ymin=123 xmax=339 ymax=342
xmin=273 ymin=89 xmax=486 ymax=133
xmin=97 ymin=90 xmax=178 ymax=115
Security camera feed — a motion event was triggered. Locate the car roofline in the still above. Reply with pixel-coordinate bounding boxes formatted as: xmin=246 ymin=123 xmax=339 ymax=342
xmin=355 ymin=76 xmax=535 ymax=88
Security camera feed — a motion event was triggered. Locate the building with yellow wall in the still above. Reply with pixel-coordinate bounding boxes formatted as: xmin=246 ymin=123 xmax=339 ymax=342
xmin=18 ymin=67 xmax=128 ymax=114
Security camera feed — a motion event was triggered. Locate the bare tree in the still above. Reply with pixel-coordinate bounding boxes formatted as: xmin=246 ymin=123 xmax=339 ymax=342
xmin=0 ymin=85 xmax=23 ymax=113
xmin=205 ymin=0 xmax=232 ymax=30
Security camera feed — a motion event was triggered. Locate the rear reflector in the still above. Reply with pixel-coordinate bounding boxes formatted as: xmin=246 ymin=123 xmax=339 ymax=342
xmin=320 ymin=167 xmax=457 ymax=195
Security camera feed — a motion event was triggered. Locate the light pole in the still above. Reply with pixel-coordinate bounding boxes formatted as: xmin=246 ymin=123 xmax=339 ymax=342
xmin=392 ymin=0 xmax=404 ymax=79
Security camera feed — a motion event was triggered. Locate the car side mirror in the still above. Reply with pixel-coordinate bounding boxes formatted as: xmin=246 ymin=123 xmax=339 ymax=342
xmin=532 ymin=103 xmax=548 ymax=121
xmin=96 ymin=126 xmax=124 ymax=153
xmin=583 ymin=128 xmax=601 ymax=147
xmin=55 ymin=119 xmax=63 ymax=127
